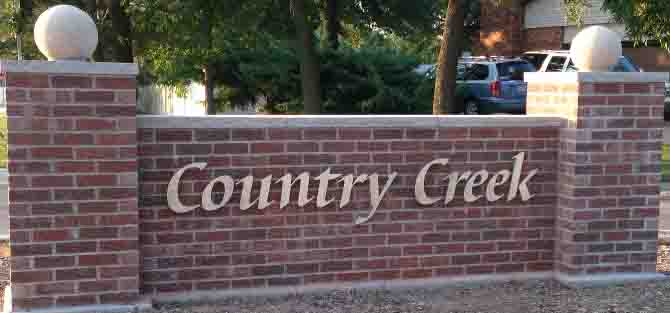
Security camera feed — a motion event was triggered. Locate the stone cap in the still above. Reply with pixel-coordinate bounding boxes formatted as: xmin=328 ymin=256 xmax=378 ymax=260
xmin=0 ymin=60 xmax=138 ymax=76
xmin=524 ymin=72 xmax=669 ymax=83
xmin=138 ymin=115 xmax=566 ymax=129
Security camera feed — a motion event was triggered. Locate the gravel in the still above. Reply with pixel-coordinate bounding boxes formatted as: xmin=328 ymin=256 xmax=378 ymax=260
xmin=150 ymin=280 xmax=670 ymax=313
xmin=0 ymin=256 xmax=7 ymax=310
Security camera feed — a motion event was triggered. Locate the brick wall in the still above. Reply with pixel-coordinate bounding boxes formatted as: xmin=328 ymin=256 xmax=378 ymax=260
xmin=526 ymin=72 xmax=665 ymax=278
xmin=2 ymin=60 xmax=666 ymax=312
xmin=474 ymin=0 xmax=525 ymax=56
xmin=524 ymin=27 xmax=564 ymax=52
xmin=137 ymin=118 xmax=561 ymax=294
xmin=2 ymin=62 xmax=140 ymax=311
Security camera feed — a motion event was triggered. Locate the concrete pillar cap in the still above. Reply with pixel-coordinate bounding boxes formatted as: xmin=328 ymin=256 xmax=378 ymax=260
xmin=34 ymin=5 xmax=98 ymax=61
xmin=569 ymin=25 xmax=622 ymax=72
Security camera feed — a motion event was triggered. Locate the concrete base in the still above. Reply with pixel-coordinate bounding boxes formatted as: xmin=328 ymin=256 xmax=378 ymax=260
xmin=153 ymin=272 xmax=554 ymax=304
xmin=7 ymin=271 xmax=670 ymax=312
xmin=12 ymin=302 xmax=152 ymax=313
xmin=554 ymin=272 xmax=669 ymax=288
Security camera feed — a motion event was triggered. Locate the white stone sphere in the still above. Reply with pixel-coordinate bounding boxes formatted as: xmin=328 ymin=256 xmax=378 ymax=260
xmin=570 ymin=26 xmax=622 ymax=72
xmin=34 ymin=5 xmax=98 ymax=61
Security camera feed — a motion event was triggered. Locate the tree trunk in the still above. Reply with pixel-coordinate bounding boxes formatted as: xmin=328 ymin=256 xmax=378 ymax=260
xmin=325 ymin=0 xmax=340 ymax=50
xmin=85 ymin=0 xmax=105 ymax=61
xmin=199 ymin=5 xmax=216 ymax=115
xmin=433 ymin=0 xmax=467 ymax=115
xmin=104 ymin=0 xmax=134 ymax=62
xmin=204 ymin=65 xmax=217 ymax=115
xmin=292 ymin=0 xmax=322 ymax=114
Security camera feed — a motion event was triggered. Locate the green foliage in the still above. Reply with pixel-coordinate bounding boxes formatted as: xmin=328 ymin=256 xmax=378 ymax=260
xmin=563 ymin=0 xmax=590 ymax=27
xmin=565 ymin=0 xmax=670 ymax=52
xmin=320 ymin=48 xmax=430 ymax=114
xmin=217 ymin=46 xmax=432 ymax=114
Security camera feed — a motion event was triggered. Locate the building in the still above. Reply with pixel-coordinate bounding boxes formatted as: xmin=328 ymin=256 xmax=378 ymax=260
xmin=475 ymin=0 xmax=670 ymax=71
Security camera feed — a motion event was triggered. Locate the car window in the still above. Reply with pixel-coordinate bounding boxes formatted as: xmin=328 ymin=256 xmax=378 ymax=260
xmin=612 ymin=57 xmax=640 ymax=72
xmin=464 ymin=64 xmax=489 ymax=80
xmin=566 ymin=57 xmax=640 ymax=72
xmin=522 ymin=54 xmax=548 ymax=70
xmin=566 ymin=60 xmax=578 ymax=72
xmin=496 ymin=61 xmax=536 ymax=80
xmin=456 ymin=65 xmax=466 ymax=80
xmin=546 ymin=56 xmax=567 ymax=72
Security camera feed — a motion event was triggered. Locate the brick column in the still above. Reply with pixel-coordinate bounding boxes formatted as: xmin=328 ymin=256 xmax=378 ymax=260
xmin=526 ymin=72 xmax=666 ymax=284
xmin=0 ymin=60 xmax=140 ymax=311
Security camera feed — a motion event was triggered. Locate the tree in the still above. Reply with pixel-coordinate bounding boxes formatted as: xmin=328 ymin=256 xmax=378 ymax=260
xmin=130 ymin=0 xmax=260 ymax=114
xmin=565 ymin=0 xmax=670 ymax=53
xmin=432 ymin=0 xmax=467 ymax=115
xmin=323 ymin=0 xmax=340 ymax=50
xmin=291 ymin=0 xmax=322 ymax=114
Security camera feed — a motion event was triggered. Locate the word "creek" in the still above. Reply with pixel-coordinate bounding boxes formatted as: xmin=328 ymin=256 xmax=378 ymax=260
xmin=167 ymin=152 xmax=537 ymax=225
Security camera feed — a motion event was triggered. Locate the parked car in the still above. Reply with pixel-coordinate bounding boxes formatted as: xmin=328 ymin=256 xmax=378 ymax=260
xmin=523 ymin=50 xmax=639 ymax=73
xmin=455 ymin=57 xmax=535 ymax=115
xmin=524 ymin=50 xmax=670 ymax=120
xmin=416 ymin=57 xmax=535 ymax=115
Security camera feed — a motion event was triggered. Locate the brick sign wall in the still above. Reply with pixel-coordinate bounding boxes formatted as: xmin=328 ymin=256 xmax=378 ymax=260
xmin=137 ymin=120 xmax=560 ymax=294
xmin=1 ymin=60 xmax=666 ymax=313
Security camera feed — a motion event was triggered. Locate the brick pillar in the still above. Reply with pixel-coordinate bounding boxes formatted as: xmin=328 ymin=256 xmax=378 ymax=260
xmin=526 ymin=72 xmax=666 ymax=284
xmin=0 ymin=60 xmax=140 ymax=311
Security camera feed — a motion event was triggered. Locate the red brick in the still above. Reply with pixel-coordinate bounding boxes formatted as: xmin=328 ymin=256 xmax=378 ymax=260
xmin=54 ymin=134 xmax=95 ymax=145
xmin=95 ymin=77 xmax=136 ymax=89
xmin=32 ymin=147 xmax=73 ymax=159
xmin=34 ymin=230 xmax=74 ymax=242
xmin=75 ymin=147 xmax=116 ymax=159
xmin=34 ymin=256 xmax=76 ymax=268
xmin=339 ymin=129 xmax=372 ymax=140
xmin=98 ymin=161 xmax=137 ymax=172
xmin=251 ymin=143 xmax=284 ymax=154
xmin=96 ymin=105 xmax=136 ymax=117
xmin=74 ymin=90 xmax=115 ymax=103
xmin=76 ymin=175 xmax=117 ymax=187
xmin=56 ymin=242 xmax=97 ymax=254
xmin=304 ymin=128 xmax=336 ymax=140
xmin=12 ymin=270 xmax=52 ymax=283
xmin=79 ymin=280 xmax=118 ymax=293
xmin=97 ymin=133 xmax=136 ymax=145
xmin=31 ymin=175 xmax=74 ymax=188
xmin=9 ymin=133 xmax=51 ymax=145
xmin=35 ymin=282 xmax=76 ymax=296
xmin=231 ymin=128 xmax=266 ymax=141
xmin=51 ymin=76 xmax=92 ymax=88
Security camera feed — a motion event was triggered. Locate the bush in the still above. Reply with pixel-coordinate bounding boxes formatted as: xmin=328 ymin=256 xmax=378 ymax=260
xmin=215 ymin=46 xmax=433 ymax=114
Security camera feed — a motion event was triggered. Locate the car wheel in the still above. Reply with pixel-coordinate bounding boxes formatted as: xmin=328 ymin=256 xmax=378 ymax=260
xmin=464 ymin=100 xmax=479 ymax=115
